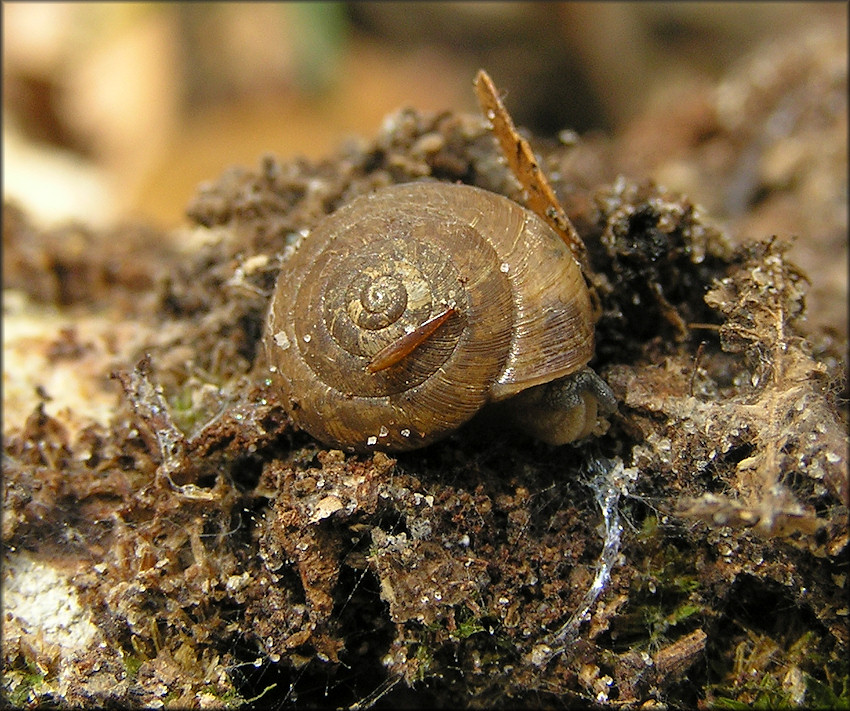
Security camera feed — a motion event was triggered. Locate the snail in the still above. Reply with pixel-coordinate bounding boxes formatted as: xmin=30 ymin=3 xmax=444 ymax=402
xmin=263 ymin=181 xmax=615 ymax=452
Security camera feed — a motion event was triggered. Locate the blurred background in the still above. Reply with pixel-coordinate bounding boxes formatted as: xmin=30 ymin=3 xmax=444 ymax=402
xmin=2 ymin=2 xmax=845 ymax=230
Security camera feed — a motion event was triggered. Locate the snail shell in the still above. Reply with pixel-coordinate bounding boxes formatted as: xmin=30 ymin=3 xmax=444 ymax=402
xmin=264 ymin=181 xmax=594 ymax=451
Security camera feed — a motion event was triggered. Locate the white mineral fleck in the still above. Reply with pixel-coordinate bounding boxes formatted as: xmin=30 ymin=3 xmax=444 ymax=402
xmin=273 ymin=331 xmax=290 ymax=349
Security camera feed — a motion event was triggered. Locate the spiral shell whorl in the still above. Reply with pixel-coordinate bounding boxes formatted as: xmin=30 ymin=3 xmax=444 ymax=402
xmin=267 ymin=183 xmax=517 ymax=450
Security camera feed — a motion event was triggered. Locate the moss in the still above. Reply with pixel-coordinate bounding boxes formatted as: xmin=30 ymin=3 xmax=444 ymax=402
xmin=411 ymin=643 xmax=435 ymax=684
xmin=122 ymin=652 xmax=144 ymax=679
xmin=707 ymin=622 xmax=850 ymax=708
xmin=4 ymin=663 xmax=47 ymax=708
xmin=806 ymin=672 xmax=850 ymax=710
xmin=453 ymin=610 xmax=487 ymax=642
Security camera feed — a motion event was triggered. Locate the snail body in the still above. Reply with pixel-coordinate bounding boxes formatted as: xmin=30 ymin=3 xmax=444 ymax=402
xmin=264 ymin=181 xmax=611 ymax=452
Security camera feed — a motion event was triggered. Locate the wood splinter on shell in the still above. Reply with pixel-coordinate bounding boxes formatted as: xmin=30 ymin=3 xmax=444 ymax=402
xmin=474 ymin=69 xmax=591 ymax=276
xmin=366 ymin=306 xmax=456 ymax=373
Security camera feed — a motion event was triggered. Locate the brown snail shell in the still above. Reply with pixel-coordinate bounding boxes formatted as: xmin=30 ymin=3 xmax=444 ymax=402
xmin=264 ymin=181 xmax=595 ymax=452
